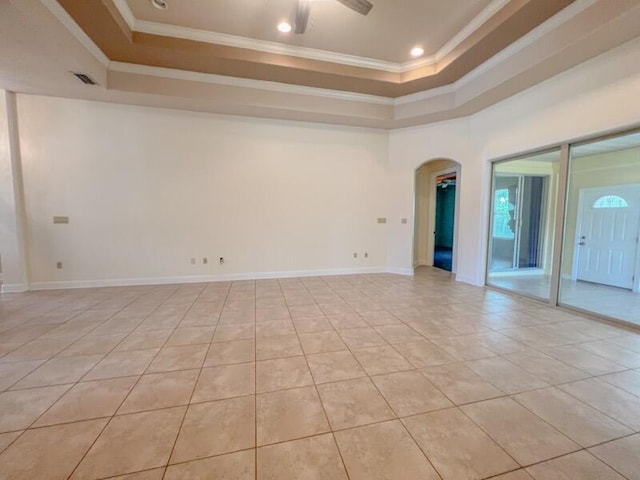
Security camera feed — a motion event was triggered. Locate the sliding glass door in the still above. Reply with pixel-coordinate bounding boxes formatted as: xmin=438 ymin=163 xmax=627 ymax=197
xmin=487 ymin=149 xmax=561 ymax=301
xmin=486 ymin=129 xmax=640 ymax=327
xmin=559 ymin=131 xmax=640 ymax=326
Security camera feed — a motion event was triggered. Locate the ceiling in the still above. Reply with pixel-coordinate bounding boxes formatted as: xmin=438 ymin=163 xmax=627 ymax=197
xmin=124 ymin=0 xmax=493 ymax=64
xmin=1 ymin=0 xmax=640 ymax=128
xmin=58 ymin=0 xmax=574 ymax=97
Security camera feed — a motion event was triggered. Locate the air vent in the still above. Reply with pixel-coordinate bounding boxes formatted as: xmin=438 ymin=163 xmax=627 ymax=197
xmin=71 ymin=72 xmax=98 ymax=86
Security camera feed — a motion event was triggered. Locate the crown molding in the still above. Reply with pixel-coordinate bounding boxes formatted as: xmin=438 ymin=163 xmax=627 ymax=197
xmin=111 ymin=0 xmax=510 ymax=74
xmin=40 ymin=0 xmax=109 ymax=66
xmin=109 ymin=61 xmax=395 ymax=105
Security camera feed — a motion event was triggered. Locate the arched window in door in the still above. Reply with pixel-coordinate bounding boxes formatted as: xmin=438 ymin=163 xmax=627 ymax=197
xmin=593 ymin=195 xmax=628 ymax=209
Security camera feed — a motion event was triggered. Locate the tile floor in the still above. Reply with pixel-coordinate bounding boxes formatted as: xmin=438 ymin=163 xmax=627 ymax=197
xmin=488 ymin=273 xmax=640 ymax=326
xmin=0 ymin=267 xmax=639 ymax=479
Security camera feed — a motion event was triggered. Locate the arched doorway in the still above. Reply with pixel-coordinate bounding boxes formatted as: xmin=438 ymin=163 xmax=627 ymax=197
xmin=413 ymin=159 xmax=461 ymax=272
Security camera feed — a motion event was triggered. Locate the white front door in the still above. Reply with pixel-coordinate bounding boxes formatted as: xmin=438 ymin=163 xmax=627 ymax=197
xmin=576 ymin=185 xmax=640 ymax=289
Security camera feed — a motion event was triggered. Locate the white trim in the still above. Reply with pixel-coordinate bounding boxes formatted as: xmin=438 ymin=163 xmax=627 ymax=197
xmin=112 ymin=0 xmax=135 ymax=30
xmin=455 ymin=274 xmax=481 ymax=286
xmin=27 ymin=267 xmax=390 ymax=290
xmin=108 ymin=62 xmax=395 ymax=105
xmin=39 ymin=0 xmax=109 ymax=67
xmin=1 ymin=284 xmax=29 ymax=293
xmin=111 ymin=0 xmax=510 ymax=74
xmin=386 ymin=267 xmax=414 ymax=276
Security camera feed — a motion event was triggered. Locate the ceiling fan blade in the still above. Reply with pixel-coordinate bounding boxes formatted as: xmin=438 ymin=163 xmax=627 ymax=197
xmin=336 ymin=0 xmax=373 ymax=15
xmin=294 ymin=0 xmax=310 ymax=34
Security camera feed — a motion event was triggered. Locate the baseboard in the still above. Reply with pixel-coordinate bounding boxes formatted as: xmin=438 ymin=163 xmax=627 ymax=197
xmin=455 ymin=274 xmax=482 ymax=286
xmin=1 ymin=283 xmax=29 ymax=293
xmin=386 ymin=267 xmax=414 ymax=276
xmin=27 ymin=266 xmax=390 ymax=291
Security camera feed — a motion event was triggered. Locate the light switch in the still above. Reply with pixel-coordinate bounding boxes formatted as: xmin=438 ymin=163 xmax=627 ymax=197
xmin=53 ymin=216 xmax=69 ymax=224
xmin=377 ymin=218 xmax=387 ymax=224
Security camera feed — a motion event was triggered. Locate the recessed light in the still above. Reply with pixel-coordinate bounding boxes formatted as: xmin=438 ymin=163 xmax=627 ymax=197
xmin=277 ymin=22 xmax=292 ymax=33
xmin=410 ymin=46 xmax=424 ymax=58
xmin=151 ymin=0 xmax=168 ymax=10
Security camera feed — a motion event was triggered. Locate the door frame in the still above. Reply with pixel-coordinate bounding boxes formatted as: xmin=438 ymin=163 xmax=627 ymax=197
xmin=572 ymin=184 xmax=640 ymax=292
xmin=428 ymin=166 xmax=461 ymax=273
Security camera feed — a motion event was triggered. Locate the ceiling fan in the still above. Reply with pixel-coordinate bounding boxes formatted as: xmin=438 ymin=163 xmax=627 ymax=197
xmin=294 ymin=0 xmax=374 ymax=34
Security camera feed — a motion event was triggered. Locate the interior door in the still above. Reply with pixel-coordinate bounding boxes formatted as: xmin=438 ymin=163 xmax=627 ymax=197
xmin=577 ymin=186 xmax=640 ymax=289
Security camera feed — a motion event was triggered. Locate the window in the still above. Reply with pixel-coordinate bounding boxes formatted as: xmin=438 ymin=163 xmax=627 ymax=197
xmin=593 ymin=195 xmax=628 ymax=208
xmin=493 ymin=188 xmax=515 ymax=239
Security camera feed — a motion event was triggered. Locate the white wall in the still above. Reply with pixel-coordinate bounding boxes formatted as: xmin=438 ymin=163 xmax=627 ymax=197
xmin=16 ymin=96 xmax=389 ymax=287
xmin=388 ymin=37 xmax=640 ymax=285
xmin=4 ymin=37 xmax=640 ymax=290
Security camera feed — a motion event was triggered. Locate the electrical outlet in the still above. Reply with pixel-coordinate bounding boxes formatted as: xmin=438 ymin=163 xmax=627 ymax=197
xmin=190 ymin=258 xmax=196 ymax=265
xmin=353 ymin=252 xmax=358 ymax=258
xmin=203 ymin=257 xmax=208 ymax=264
xmin=364 ymin=252 xmax=368 ymax=258
xmin=56 ymin=261 xmax=63 ymax=269
xmin=219 ymin=257 xmax=224 ymax=264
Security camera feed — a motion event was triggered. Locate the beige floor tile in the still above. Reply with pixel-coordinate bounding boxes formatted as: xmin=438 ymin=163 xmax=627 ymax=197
xmin=462 ymin=397 xmax=579 ymax=466
xmin=83 ymin=349 xmax=158 ymax=380
xmin=256 ymin=320 xmax=296 ymax=337
xmin=526 ymin=450 xmax=625 ymax=479
xmin=149 ymin=344 xmax=208 ymax=373
xmin=541 ymin=345 xmax=627 ymax=376
xmin=0 ymin=384 xmax=71 ymax=432
xmin=503 ymin=350 xmax=590 ymax=384
xmin=403 ymin=407 xmax=518 ymax=480
xmin=589 ymin=434 xmax=640 ymax=480
xmin=58 ymin=333 xmax=126 ymax=357
xmin=360 ymin=310 xmax=401 ymax=326
xmin=337 ymin=327 xmax=386 ymax=349
xmin=599 ymin=369 xmax=640 ymax=397
xmin=371 ymin=370 xmax=451 ymax=417
xmin=513 ymin=387 xmax=632 ymax=447
xmin=0 ymin=419 xmax=107 ymax=480
xmin=165 ymin=449 xmax=254 ymax=479
xmin=435 ymin=335 xmax=497 ymax=361
xmin=257 ymin=356 xmax=313 ymax=393
xmin=256 ymin=335 xmax=302 ymax=360
xmin=559 ymin=378 xmax=640 ymax=430
xmin=111 ymin=468 xmax=166 ymax=480
xmin=490 ymin=470 xmax=534 ymax=479
xmin=298 ymin=331 xmax=347 ymax=355
xmin=119 ymin=370 xmax=199 ymax=414
xmin=466 ymin=357 xmax=548 ymax=394
xmin=165 ymin=327 xmax=214 ymax=346
xmin=213 ymin=324 xmax=255 ymax=342
xmin=334 ymin=420 xmax=439 ymax=480
xmin=0 ymin=360 xmax=44 ymax=391
xmin=421 ymin=362 xmax=504 ymax=405
xmin=72 ymin=407 xmax=185 ymax=479
xmin=327 ymin=314 xmax=368 ymax=330
xmin=317 ymin=378 xmax=394 ymax=430
xmin=1 ymin=337 xmax=75 ymax=362
xmin=578 ymin=340 xmax=640 ymax=368
xmin=291 ymin=316 xmax=334 ymax=333
xmin=258 ymin=433 xmax=347 ymax=480
xmin=204 ymin=339 xmax=255 ymax=366
xmin=171 ymin=396 xmax=255 ymax=463
xmin=306 ymin=351 xmax=366 ymax=384
xmin=352 ymin=345 xmax=413 ymax=376
xmin=0 ymin=430 xmax=21 ymax=453
xmin=393 ymin=340 xmax=456 ymax=368
xmin=113 ymin=330 xmax=173 ymax=352
xmin=192 ymin=362 xmax=254 ymax=402
xmin=11 ymin=354 xmax=103 ymax=389
xmin=373 ymin=324 xmax=423 ymax=344
xmin=36 ymin=377 xmax=138 ymax=427
xmin=257 ymin=386 xmax=329 ymax=445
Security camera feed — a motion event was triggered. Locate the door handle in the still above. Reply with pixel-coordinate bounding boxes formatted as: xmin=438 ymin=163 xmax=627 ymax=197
xmin=578 ymin=241 xmax=586 ymax=246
